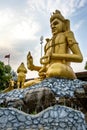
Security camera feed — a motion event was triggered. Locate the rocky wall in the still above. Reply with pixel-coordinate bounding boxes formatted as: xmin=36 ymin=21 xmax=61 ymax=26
xmin=0 ymin=78 xmax=86 ymax=103
xmin=0 ymin=78 xmax=87 ymax=130
xmin=0 ymin=105 xmax=86 ymax=130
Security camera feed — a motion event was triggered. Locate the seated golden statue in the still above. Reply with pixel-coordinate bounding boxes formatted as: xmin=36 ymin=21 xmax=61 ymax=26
xmin=17 ymin=62 xmax=27 ymax=88
xmin=24 ymin=10 xmax=83 ymax=88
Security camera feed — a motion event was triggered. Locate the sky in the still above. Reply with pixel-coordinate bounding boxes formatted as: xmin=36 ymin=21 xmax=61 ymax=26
xmin=0 ymin=0 xmax=87 ymax=78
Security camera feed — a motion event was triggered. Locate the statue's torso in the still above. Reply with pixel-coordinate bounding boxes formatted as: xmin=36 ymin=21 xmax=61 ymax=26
xmin=45 ymin=33 xmax=69 ymax=56
xmin=44 ymin=32 xmax=70 ymax=66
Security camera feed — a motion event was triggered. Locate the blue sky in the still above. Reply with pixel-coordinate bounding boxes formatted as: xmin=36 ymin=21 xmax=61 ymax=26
xmin=0 ymin=0 xmax=87 ymax=78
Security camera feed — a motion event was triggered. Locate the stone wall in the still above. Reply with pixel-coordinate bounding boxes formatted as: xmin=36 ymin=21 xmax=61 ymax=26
xmin=0 ymin=78 xmax=86 ymax=102
xmin=0 ymin=78 xmax=87 ymax=130
xmin=0 ymin=105 xmax=86 ymax=130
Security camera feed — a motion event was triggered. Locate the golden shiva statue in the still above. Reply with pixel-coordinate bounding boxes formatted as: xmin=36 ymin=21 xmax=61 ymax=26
xmin=24 ymin=10 xmax=83 ymax=88
xmin=17 ymin=62 xmax=27 ymax=88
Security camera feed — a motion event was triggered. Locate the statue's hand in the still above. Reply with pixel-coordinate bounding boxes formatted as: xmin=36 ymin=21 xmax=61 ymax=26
xmin=27 ymin=51 xmax=34 ymax=70
xmin=40 ymin=54 xmax=51 ymax=64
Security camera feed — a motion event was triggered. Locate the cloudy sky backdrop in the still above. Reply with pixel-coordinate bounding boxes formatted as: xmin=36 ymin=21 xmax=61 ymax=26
xmin=0 ymin=0 xmax=87 ymax=78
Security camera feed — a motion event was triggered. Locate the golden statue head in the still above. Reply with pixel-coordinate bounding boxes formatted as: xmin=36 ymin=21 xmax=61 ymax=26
xmin=17 ymin=62 xmax=27 ymax=73
xmin=50 ymin=10 xmax=65 ymax=22
xmin=50 ymin=10 xmax=70 ymax=32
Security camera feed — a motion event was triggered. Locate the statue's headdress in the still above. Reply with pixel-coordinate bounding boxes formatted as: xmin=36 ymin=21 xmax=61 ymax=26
xmin=50 ymin=10 xmax=65 ymax=22
xmin=50 ymin=10 xmax=70 ymax=31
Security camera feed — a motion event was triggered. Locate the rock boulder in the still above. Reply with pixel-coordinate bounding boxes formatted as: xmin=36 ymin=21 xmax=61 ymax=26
xmin=23 ymin=87 xmax=56 ymax=113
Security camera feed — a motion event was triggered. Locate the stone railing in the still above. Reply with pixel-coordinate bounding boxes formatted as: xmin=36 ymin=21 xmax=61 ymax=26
xmin=0 ymin=105 xmax=86 ymax=130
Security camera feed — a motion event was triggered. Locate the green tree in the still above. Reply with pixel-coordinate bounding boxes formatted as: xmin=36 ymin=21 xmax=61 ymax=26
xmin=0 ymin=61 xmax=12 ymax=91
xmin=84 ymin=61 xmax=87 ymax=70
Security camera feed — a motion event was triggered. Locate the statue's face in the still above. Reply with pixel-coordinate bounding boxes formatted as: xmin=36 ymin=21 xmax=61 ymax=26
xmin=50 ymin=18 xmax=63 ymax=35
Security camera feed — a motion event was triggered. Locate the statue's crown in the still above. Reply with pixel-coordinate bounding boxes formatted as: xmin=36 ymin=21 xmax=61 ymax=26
xmin=50 ymin=10 xmax=65 ymax=22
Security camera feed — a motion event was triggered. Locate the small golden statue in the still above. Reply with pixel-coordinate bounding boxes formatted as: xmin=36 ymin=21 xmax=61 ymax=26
xmin=24 ymin=10 xmax=83 ymax=88
xmin=17 ymin=62 xmax=27 ymax=88
xmin=3 ymin=79 xmax=15 ymax=93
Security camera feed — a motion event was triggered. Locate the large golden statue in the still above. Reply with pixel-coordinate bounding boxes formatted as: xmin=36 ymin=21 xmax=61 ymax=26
xmin=24 ymin=10 xmax=83 ymax=88
xmin=17 ymin=62 xmax=27 ymax=88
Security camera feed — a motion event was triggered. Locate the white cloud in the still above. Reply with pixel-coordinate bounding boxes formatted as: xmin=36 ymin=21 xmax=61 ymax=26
xmin=0 ymin=9 xmax=14 ymax=28
xmin=0 ymin=9 xmax=14 ymax=47
xmin=27 ymin=0 xmax=87 ymax=18
xmin=78 ymin=0 xmax=87 ymax=7
xmin=0 ymin=8 xmax=41 ymax=46
xmin=10 ymin=19 xmax=40 ymax=40
xmin=72 ymin=20 xmax=84 ymax=31
xmin=27 ymin=0 xmax=47 ymax=13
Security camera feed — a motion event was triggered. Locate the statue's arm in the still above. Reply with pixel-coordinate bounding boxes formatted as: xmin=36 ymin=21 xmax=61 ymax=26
xmin=50 ymin=31 xmax=83 ymax=62
xmin=30 ymin=65 xmax=41 ymax=71
xmin=51 ymin=49 xmax=83 ymax=62
xmin=66 ymin=31 xmax=83 ymax=62
xmin=27 ymin=51 xmax=41 ymax=71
